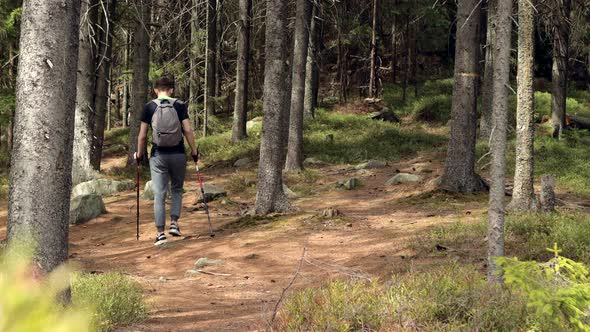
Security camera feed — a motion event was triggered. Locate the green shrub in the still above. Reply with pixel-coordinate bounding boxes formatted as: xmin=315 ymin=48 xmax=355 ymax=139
xmin=0 ymin=247 xmax=92 ymax=332
xmin=71 ymin=272 xmax=147 ymax=332
xmin=411 ymin=94 xmax=452 ymax=123
xmin=422 ymin=78 xmax=454 ymax=95
xmin=496 ymin=244 xmax=590 ymax=331
xmin=277 ymin=264 xmax=530 ymax=331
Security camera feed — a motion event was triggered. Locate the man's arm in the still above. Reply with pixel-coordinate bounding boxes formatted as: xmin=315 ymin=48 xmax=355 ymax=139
xmin=182 ymin=119 xmax=198 ymax=161
xmin=136 ymin=122 xmax=149 ymax=160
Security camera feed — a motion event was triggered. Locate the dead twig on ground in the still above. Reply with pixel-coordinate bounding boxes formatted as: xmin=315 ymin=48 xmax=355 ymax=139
xmin=269 ymin=244 xmax=307 ymax=329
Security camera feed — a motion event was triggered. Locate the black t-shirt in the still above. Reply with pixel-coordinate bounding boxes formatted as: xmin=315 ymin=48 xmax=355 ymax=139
xmin=140 ymin=98 xmax=189 ymax=155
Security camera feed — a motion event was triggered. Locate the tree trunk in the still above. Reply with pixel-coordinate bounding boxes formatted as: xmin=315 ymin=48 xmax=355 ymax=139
xmin=122 ymin=29 xmax=130 ymax=128
xmin=368 ymin=0 xmax=378 ymax=98
xmin=479 ymin=0 xmax=496 ymax=140
xmin=439 ymin=0 xmax=485 ymax=193
xmin=92 ymin=0 xmax=117 ymax=171
xmin=402 ymin=13 xmax=409 ymax=104
xmin=304 ymin=2 xmax=320 ymax=117
xmin=189 ymin=0 xmax=202 ymax=130
xmin=231 ymin=0 xmax=252 ymax=142
xmin=127 ymin=0 xmax=151 ymax=166
xmin=72 ymin=0 xmax=99 ymax=185
xmin=390 ymin=1 xmax=397 ymax=84
xmin=285 ymin=0 xmax=313 ymax=172
xmin=255 ymin=0 xmax=291 ymax=214
xmin=204 ymin=0 xmax=217 ymax=135
xmin=550 ymin=0 xmax=571 ymax=139
xmin=487 ymin=0 xmax=514 ymax=283
xmin=508 ymin=0 xmax=536 ymax=211
xmin=8 ymin=0 xmax=81 ymax=273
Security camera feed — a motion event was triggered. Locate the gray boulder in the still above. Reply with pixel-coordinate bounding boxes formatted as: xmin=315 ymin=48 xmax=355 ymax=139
xmin=246 ymin=116 xmax=263 ymax=130
xmin=386 ymin=173 xmax=424 ymax=185
xmin=233 ymin=157 xmax=252 ymax=168
xmin=355 ymin=160 xmax=387 ymax=170
xmin=337 ymin=178 xmax=360 ymax=190
xmin=197 ymin=184 xmax=227 ymax=203
xmin=72 ymin=179 xmax=134 ymax=197
xmin=142 ymin=180 xmax=172 ymax=200
xmin=70 ymin=194 xmax=106 ymax=224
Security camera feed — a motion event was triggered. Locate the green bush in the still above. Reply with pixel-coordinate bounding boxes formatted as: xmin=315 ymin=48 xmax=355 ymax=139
xmin=277 ymin=264 xmax=530 ymax=331
xmin=496 ymin=244 xmax=590 ymax=331
xmin=71 ymin=272 xmax=147 ymax=332
xmin=411 ymin=94 xmax=452 ymax=123
xmin=422 ymin=78 xmax=454 ymax=95
xmin=0 ymin=248 xmax=92 ymax=332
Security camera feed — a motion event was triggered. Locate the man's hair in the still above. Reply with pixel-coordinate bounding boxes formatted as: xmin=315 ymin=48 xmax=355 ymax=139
xmin=154 ymin=76 xmax=175 ymax=90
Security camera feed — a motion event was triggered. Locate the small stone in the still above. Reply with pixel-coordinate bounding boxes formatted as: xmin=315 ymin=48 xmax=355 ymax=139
xmin=283 ymin=184 xmax=297 ymax=198
xmin=233 ymin=158 xmax=251 ymax=168
xmin=355 ymin=160 xmax=387 ymax=170
xmin=337 ymin=178 xmax=360 ymax=190
xmin=322 ymin=207 xmax=341 ymax=218
xmin=159 ymin=276 xmax=167 ymax=283
xmin=385 ymin=173 xmax=424 ymax=185
xmin=245 ymin=253 xmax=260 ymax=260
xmin=303 ymin=157 xmax=323 ymax=166
xmin=185 ymin=270 xmax=201 ymax=278
xmin=194 ymin=257 xmax=223 ymax=269
xmin=346 ymin=223 xmax=353 ymax=227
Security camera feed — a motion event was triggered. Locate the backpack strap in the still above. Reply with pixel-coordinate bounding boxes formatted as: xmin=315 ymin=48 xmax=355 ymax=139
xmin=152 ymin=99 xmax=162 ymax=107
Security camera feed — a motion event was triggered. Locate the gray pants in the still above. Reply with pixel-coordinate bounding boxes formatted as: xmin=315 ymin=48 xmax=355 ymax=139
xmin=149 ymin=152 xmax=187 ymax=232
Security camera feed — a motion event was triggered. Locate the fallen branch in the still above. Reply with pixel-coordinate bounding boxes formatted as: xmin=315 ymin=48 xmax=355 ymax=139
xmin=269 ymin=245 xmax=307 ymax=328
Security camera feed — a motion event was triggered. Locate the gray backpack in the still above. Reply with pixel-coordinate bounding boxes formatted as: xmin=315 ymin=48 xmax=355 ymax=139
xmin=151 ymin=99 xmax=183 ymax=147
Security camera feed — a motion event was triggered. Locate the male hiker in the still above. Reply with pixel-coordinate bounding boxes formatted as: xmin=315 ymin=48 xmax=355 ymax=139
xmin=135 ymin=77 xmax=198 ymax=246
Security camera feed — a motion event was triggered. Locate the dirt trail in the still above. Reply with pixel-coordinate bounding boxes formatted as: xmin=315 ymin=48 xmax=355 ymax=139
xmin=0 ymin=154 xmax=488 ymax=331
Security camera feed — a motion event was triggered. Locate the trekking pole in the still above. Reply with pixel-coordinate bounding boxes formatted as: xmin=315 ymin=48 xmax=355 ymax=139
xmin=194 ymin=147 xmax=214 ymax=237
xmin=136 ymin=157 xmax=140 ymax=240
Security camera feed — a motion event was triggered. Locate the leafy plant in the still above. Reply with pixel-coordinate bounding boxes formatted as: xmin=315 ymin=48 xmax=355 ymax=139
xmin=496 ymin=244 xmax=590 ymax=331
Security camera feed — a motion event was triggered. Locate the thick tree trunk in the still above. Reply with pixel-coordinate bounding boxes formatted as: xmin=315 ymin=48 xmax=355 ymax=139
xmin=390 ymin=1 xmax=397 ymax=83
xmin=122 ymin=29 xmax=130 ymax=128
xmin=480 ymin=0 xmax=496 ymax=140
xmin=508 ymin=0 xmax=536 ymax=211
xmin=8 ymin=0 xmax=81 ymax=272
xmin=204 ymin=0 xmax=217 ymax=135
xmin=255 ymin=0 xmax=291 ymax=214
xmin=368 ymin=0 xmax=378 ymax=98
xmin=285 ymin=0 xmax=313 ymax=171
xmin=304 ymin=3 xmax=320 ymax=117
xmin=72 ymin=0 xmax=99 ymax=185
xmin=127 ymin=0 xmax=151 ymax=166
xmin=92 ymin=0 xmax=117 ymax=171
xmin=487 ymin=0 xmax=514 ymax=283
xmin=439 ymin=0 xmax=485 ymax=193
xmin=550 ymin=0 xmax=571 ymax=139
xmin=231 ymin=0 xmax=252 ymax=142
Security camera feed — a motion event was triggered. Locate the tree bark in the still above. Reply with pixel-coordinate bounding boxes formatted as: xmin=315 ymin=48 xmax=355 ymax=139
xmin=8 ymin=0 xmax=81 ymax=272
xmin=122 ymin=29 xmax=130 ymax=127
xmin=231 ymin=0 xmax=252 ymax=142
xmin=550 ymin=0 xmax=571 ymax=139
xmin=487 ymin=0 xmax=514 ymax=283
xmin=480 ymin=0 xmax=496 ymax=140
xmin=508 ymin=0 xmax=536 ymax=211
xmin=255 ymin=0 xmax=291 ymax=214
xmin=368 ymin=0 xmax=378 ymax=98
xmin=204 ymin=0 xmax=217 ymax=135
xmin=72 ymin=0 xmax=99 ymax=185
xmin=285 ymin=0 xmax=313 ymax=171
xmin=439 ymin=0 xmax=486 ymax=193
xmin=92 ymin=0 xmax=117 ymax=171
xmin=390 ymin=1 xmax=398 ymax=84
xmin=304 ymin=2 xmax=320 ymax=117
xmin=127 ymin=0 xmax=151 ymax=166
xmin=189 ymin=0 xmax=202 ymax=130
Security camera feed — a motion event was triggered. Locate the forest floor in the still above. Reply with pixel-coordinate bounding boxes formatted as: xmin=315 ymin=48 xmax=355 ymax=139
xmin=0 ymin=148 xmax=491 ymax=331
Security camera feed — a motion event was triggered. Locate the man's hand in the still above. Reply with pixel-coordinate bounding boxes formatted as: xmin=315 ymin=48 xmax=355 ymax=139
xmin=191 ymin=151 xmax=199 ymax=163
xmin=134 ymin=152 xmax=142 ymax=162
